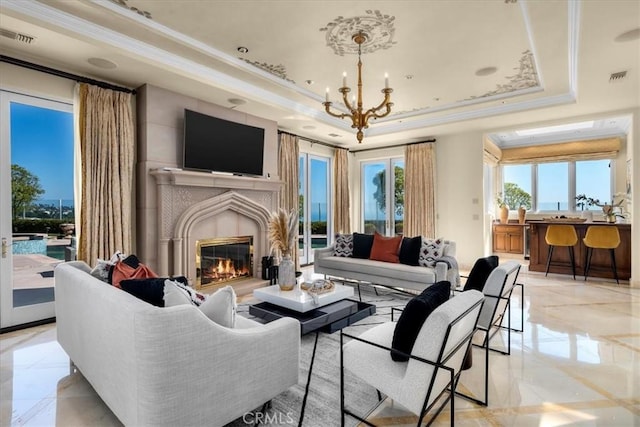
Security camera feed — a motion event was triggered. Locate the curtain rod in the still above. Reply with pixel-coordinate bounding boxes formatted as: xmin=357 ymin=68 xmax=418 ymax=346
xmin=278 ymin=131 xmax=342 ymax=149
xmin=349 ymin=138 xmax=436 ymax=154
xmin=1 ymin=55 xmax=137 ymax=95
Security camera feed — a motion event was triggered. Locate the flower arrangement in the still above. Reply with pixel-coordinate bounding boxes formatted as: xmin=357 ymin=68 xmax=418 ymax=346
xmin=575 ymin=193 xmax=629 ymax=221
xmin=267 ymin=208 xmax=298 ymax=258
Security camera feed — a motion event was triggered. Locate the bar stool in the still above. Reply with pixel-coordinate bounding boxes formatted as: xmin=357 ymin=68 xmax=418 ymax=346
xmin=545 ymin=224 xmax=578 ymax=279
xmin=583 ymin=225 xmax=621 ymax=284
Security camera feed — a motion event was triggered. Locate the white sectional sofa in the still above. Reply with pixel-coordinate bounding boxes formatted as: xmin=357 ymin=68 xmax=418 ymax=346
xmin=54 ymin=261 xmax=300 ymax=426
xmin=314 ymin=240 xmax=458 ymax=293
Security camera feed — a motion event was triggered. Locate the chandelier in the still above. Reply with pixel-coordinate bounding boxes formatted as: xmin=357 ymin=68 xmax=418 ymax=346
xmin=323 ymin=32 xmax=393 ymax=143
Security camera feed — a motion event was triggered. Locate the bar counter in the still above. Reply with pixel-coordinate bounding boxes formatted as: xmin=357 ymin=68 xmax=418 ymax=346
xmin=528 ymin=221 xmax=631 ymax=280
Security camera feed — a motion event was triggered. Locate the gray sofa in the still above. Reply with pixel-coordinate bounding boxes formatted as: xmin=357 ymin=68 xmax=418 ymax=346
xmin=55 ymin=261 xmax=300 ymax=426
xmin=314 ymin=240 xmax=458 ymax=293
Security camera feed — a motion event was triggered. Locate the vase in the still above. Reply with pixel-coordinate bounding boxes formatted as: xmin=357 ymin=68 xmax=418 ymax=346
xmin=499 ymin=205 xmax=509 ymax=224
xmin=605 ymin=214 xmax=617 ymax=223
xmin=277 ymin=255 xmax=296 ymax=291
xmin=581 ymin=210 xmax=593 ymax=222
xmin=517 ymin=206 xmax=526 ymax=225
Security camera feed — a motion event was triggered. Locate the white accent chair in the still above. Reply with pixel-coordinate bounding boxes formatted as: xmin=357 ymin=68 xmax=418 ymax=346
xmin=340 ymin=290 xmax=484 ymax=426
xmin=466 ymin=260 xmax=522 ymax=406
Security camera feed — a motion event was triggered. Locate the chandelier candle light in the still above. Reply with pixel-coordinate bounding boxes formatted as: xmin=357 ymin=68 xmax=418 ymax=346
xmin=323 ymin=32 xmax=393 ymax=143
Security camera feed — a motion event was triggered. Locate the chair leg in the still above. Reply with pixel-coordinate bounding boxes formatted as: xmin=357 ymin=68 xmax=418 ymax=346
xmin=340 ymin=332 xmax=345 ymax=427
xmin=545 ymin=245 xmax=554 ymax=276
xmin=584 ymin=247 xmax=593 ymax=281
xmin=568 ymin=246 xmax=576 ymax=280
xmin=610 ymin=249 xmax=619 ymax=285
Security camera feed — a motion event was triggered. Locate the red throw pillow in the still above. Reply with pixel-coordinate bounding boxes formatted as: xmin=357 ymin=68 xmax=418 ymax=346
xmin=369 ymin=232 xmax=402 ymax=263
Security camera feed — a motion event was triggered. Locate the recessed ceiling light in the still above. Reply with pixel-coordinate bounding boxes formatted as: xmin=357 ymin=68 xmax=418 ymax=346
xmin=302 ymin=125 xmax=316 ymax=130
xmin=433 ymin=97 xmax=440 ymax=101
xmin=328 ymin=133 xmax=342 ymax=138
xmin=305 ymin=80 xmax=314 ymax=85
xmin=475 ymin=66 xmax=498 ymax=76
xmin=228 ymin=98 xmax=247 ymax=105
xmin=237 ymin=46 xmax=249 ymax=53
xmin=87 ymin=57 xmax=117 ymax=69
xmin=614 ymin=28 xmax=640 ymax=42
xmin=405 ymin=75 xmax=413 ymax=80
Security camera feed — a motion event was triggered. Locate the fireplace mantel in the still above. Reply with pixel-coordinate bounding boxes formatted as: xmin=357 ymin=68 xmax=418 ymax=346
xmin=151 ymin=168 xmax=284 ymax=192
xmin=151 ymin=168 xmax=283 ymax=281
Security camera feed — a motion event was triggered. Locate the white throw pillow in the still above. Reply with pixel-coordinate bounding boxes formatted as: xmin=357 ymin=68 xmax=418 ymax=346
xmin=419 ymin=237 xmax=444 ymax=268
xmin=89 ymin=259 xmax=113 ymax=282
xmin=198 ymin=286 xmax=237 ymax=328
xmin=163 ymin=279 xmax=193 ymax=307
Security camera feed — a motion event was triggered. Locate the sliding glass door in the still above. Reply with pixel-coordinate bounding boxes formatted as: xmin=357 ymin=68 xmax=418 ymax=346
xmin=299 ymin=154 xmax=331 ymax=265
xmin=0 ymin=91 xmax=74 ymax=329
xmin=361 ymin=158 xmax=404 ymax=235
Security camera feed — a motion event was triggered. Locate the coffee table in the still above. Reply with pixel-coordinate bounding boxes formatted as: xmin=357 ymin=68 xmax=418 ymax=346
xmin=249 ymin=283 xmax=375 ymax=335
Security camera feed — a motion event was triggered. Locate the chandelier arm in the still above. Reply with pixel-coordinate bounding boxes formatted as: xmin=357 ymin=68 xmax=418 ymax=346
xmin=323 ymin=103 xmax=351 ymax=120
xmin=339 ymin=88 xmax=355 ymax=112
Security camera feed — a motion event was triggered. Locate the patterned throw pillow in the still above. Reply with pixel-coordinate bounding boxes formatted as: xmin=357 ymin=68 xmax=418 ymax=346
xmin=333 ymin=233 xmax=354 ymax=257
xmin=163 ymin=279 xmax=206 ymax=307
xmin=419 ymin=237 xmax=444 ymax=268
xmin=199 ymin=286 xmax=237 ymax=328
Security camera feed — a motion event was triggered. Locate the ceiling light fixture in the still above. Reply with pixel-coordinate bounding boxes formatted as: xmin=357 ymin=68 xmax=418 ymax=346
xmin=323 ymin=32 xmax=393 ymax=143
xmin=237 ymin=46 xmax=249 ymax=53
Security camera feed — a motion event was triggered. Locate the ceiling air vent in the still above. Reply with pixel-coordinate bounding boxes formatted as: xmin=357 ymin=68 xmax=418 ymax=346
xmin=0 ymin=28 xmax=35 ymax=44
xmin=609 ymin=71 xmax=627 ymax=82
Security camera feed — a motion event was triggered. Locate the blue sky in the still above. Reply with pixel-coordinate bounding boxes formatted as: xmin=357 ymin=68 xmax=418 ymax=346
xmin=10 ymin=102 xmax=74 ymax=201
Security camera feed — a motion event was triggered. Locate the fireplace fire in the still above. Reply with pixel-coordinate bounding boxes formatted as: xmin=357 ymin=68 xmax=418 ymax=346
xmin=196 ymin=236 xmax=253 ymax=288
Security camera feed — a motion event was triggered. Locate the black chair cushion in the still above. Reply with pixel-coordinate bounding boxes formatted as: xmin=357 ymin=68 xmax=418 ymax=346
xmin=120 ymin=276 xmax=189 ymax=307
xmin=391 ymin=281 xmax=451 ymax=362
xmin=462 ymin=256 xmax=499 ymax=292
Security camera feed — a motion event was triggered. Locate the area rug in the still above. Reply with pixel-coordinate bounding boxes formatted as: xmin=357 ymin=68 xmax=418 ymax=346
xmin=225 ymin=285 xmax=413 ymax=427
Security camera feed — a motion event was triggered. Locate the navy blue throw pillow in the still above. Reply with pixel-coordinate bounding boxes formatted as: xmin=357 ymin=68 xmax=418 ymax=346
xmin=391 ymin=281 xmax=451 ymax=362
xmin=120 ymin=276 xmax=189 ymax=307
xmin=399 ymin=236 xmax=422 ymax=266
xmin=352 ymin=232 xmax=374 ymax=259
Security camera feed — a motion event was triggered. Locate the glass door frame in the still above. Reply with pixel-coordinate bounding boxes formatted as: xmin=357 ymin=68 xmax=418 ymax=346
xmin=360 ymin=157 xmax=404 ymax=235
xmin=298 ymin=153 xmax=332 ymax=266
xmin=0 ymin=91 xmax=71 ymax=329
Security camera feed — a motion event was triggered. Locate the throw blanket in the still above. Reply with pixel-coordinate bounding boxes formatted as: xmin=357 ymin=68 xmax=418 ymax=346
xmin=435 ymin=255 xmax=461 ymax=288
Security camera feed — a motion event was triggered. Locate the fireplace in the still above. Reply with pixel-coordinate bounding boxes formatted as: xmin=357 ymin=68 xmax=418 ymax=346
xmin=196 ymin=236 xmax=253 ymax=289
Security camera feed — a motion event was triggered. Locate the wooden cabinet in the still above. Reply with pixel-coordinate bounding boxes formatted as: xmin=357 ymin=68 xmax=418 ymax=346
xmin=528 ymin=221 xmax=631 ymax=280
xmin=493 ymin=224 xmax=524 ymax=254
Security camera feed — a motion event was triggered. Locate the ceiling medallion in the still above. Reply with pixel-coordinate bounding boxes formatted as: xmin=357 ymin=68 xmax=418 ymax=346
xmin=241 ymin=59 xmax=295 ymax=83
xmin=320 ymin=10 xmax=396 ymax=56
xmin=323 ymin=32 xmax=393 ymax=144
xmin=464 ymin=50 xmax=539 ymax=101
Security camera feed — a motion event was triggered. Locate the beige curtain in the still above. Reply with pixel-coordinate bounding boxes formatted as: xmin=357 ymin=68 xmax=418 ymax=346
xmin=278 ymin=132 xmax=300 ymax=266
xmin=333 ymin=148 xmax=351 ymax=234
xmin=404 ymin=142 xmax=436 ymax=237
xmin=76 ymin=83 xmax=135 ymax=264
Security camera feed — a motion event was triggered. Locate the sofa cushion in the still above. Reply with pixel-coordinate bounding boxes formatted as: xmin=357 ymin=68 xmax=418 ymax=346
xmin=120 ymin=276 xmax=189 ymax=307
xmin=399 ymin=236 xmax=422 ymax=266
xmin=369 ymin=232 xmax=402 ymax=263
xmin=90 ymin=259 xmax=114 ymax=283
xmin=199 ymin=286 xmax=237 ymax=328
xmin=391 ymin=281 xmax=451 ymax=361
xmin=419 ymin=237 xmax=444 ymax=268
xmin=333 ymin=233 xmax=354 ymax=257
xmin=319 ymin=256 xmax=436 ymax=284
xmin=352 ymin=232 xmax=374 ymax=259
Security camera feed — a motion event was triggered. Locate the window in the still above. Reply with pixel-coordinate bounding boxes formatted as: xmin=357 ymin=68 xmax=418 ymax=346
xmin=576 ymin=159 xmax=611 ymax=211
xmin=501 ymin=159 xmax=613 ymax=213
xmin=361 ymin=159 xmax=404 ymax=235
xmin=538 ymin=162 xmax=569 ymax=211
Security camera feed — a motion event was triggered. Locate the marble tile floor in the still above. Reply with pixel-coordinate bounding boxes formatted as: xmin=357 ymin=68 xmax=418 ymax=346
xmin=1 ymin=268 xmax=639 ymax=426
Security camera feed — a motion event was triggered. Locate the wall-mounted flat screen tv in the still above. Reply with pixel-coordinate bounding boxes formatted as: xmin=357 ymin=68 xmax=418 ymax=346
xmin=183 ymin=109 xmax=265 ymax=176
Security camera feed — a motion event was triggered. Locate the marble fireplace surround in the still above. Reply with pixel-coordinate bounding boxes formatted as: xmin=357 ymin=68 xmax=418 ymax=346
xmin=151 ymin=169 xmax=283 ymax=285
